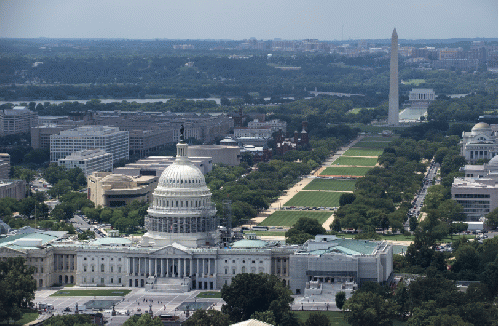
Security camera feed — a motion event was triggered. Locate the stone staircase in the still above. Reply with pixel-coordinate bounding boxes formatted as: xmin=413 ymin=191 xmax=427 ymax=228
xmin=146 ymin=277 xmax=191 ymax=293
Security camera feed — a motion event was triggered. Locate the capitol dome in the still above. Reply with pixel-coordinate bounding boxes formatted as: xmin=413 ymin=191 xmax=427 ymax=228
xmin=143 ymin=141 xmax=218 ymax=248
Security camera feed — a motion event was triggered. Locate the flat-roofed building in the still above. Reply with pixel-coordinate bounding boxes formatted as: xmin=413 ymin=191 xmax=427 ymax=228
xmin=452 ymin=156 xmax=498 ymax=221
xmin=0 ymin=106 xmax=38 ymax=136
xmin=129 ymin=129 xmax=175 ymax=157
xmin=87 ymin=172 xmax=157 ymax=207
xmin=187 ymin=145 xmax=240 ymax=166
xmin=31 ymin=121 xmax=85 ymax=149
xmin=234 ymin=127 xmax=273 ymax=139
xmin=0 ymin=179 xmax=26 ymax=200
xmin=58 ymin=149 xmax=113 ymax=176
xmin=50 ymin=126 xmax=129 ymax=163
xmin=113 ymin=155 xmax=212 ymax=177
xmin=0 ymin=153 xmax=10 ymax=180
xmin=248 ymin=119 xmax=287 ymax=133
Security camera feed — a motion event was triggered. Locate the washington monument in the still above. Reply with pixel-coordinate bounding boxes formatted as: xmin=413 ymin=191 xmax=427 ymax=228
xmin=388 ymin=28 xmax=399 ymax=126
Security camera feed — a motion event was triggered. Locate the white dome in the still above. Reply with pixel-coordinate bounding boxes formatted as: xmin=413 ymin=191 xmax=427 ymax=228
xmin=144 ymin=141 xmax=217 ymax=241
xmin=157 ymin=162 xmax=206 ymax=189
xmin=472 ymin=122 xmax=491 ymax=132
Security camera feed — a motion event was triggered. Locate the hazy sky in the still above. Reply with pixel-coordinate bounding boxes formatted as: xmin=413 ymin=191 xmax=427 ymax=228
xmin=0 ymin=0 xmax=497 ymax=40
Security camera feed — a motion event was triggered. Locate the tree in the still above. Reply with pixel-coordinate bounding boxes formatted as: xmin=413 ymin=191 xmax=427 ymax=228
xmin=304 ymin=312 xmax=330 ymax=326
xmin=250 ymin=310 xmax=276 ymax=325
xmin=335 ymin=291 xmax=346 ymax=310
xmin=485 ymin=208 xmax=498 ymax=230
xmin=221 ymin=273 xmax=293 ymax=324
xmin=0 ymin=257 xmax=36 ymax=324
xmin=339 ymin=193 xmax=356 ymax=206
xmin=183 ymin=310 xmax=230 ymax=326
xmin=123 ymin=314 xmax=163 ymax=326
xmin=343 ymin=292 xmax=397 ymax=326
xmin=44 ymin=314 xmax=93 ymax=326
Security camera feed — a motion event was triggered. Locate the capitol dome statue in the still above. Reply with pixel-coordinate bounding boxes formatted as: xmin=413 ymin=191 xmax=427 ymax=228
xmin=142 ymin=131 xmax=218 ymax=248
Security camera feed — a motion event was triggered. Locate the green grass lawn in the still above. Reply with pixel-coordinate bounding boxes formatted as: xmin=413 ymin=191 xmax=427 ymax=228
xmin=304 ymin=179 xmax=357 ymax=191
xmin=345 ymin=123 xmax=405 ymax=133
xmin=333 ymin=156 xmax=378 ymax=166
xmin=343 ymin=148 xmax=384 ymax=157
xmin=0 ymin=309 xmax=39 ymax=326
xmin=284 ymin=191 xmax=343 ymax=207
xmin=50 ymin=289 xmax=132 ymax=297
xmin=196 ymin=291 xmax=221 ymax=298
xmin=354 ymin=141 xmax=392 ymax=149
xmin=320 ymin=166 xmax=372 ymax=177
xmin=348 ymin=107 xmax=376 ymax=114
xmin=259 ymin=211 xmax=332 ymax=227
xmin=243 ymin=231 xmax=287 ymax=236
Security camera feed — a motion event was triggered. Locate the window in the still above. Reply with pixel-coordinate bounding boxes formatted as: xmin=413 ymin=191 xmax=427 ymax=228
xmin=111 ymin=266 xmax=114 ymax=273
xmin=232 ymin=269 xmax=236 ymax=274
xmin=41 ymin=267 xmax=43 ymax=273
xmin=242 ymin=266 xmax=246 ymax=273
xmin=84 ymin=266 xmax=87 ymax=272
xmin=91 ymin=266 xmax=94 ymax=272
xmin=118 ymin=278 xmax=121 ymax=283
xmin=225 ymin=260 xmax=228 ymax=263
xmin=91 ymin=278 xmax=94 ymax=283
xmin=111 ymin=278 xmax=114 ymax=284
xmin=84 ymin=277 xmax=86 ymax=283
xmin=242 ymin=260 xmax=245 ymax=263
xmin=225 ymin=268 xmax=228 ymax=274
xmin=84 ymin=257 xmax=87 ymax=261
xmin=101 ymin=264 xmax=105 ymax=272
xmin=101 ymin=278 xmax=104 ymax=284
xmin=118 ymin=266 xmax=121 ymax=273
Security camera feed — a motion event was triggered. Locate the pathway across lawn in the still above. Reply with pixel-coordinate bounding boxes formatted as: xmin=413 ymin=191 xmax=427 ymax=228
xmin=303 ymin=179 xmax=357 ymax=191
xmin=259 ymin=211 xmax=332 ymax=227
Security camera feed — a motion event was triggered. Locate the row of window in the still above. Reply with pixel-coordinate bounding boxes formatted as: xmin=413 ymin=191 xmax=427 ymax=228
xmin=83 ymin=277 xmax=122 ymax=284
xmin=224 ymin=259 xmax=264 ymax=264
xmin=83 ymin=264 xmax=122 ymax=273
xmin=83 ymin=257 xmax=122 ymax=261
xmin=454 ymin=194 xmax=491 ymax=198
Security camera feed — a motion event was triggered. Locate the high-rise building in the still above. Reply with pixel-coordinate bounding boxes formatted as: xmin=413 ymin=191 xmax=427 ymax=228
xmin=50 ymin=126 xmax=129 ymax=163
xmin=388 ymin=28 xmax=400 ymax=126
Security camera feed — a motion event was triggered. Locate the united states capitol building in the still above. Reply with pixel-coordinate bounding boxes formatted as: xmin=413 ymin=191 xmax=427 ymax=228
xmin=0 ymin=139 xmax=393 ymax=295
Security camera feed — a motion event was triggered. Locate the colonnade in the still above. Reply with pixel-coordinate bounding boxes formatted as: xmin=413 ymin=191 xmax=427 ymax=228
xmin=129 ymin=257 xmax=216 ymax=278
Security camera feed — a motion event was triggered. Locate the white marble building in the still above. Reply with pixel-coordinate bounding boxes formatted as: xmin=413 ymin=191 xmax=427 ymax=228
xmin=460 ymin=122 xmax=498 ymax=163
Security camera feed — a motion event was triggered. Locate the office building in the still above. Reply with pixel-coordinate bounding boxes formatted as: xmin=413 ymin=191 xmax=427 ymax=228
xmin=0 ymin=179 xmax=26 ymax=200
xmin=0 ymin=153 xmax=10 ymax=180
xmin=50 ymin=126 xmax=129 ymax=163
xmin=187 ymin=145 xmax=240 ymax=166
xmin=0 ymin=106 xmax=38 ymax=136
xmin=452 ymin=155 xmax=498 ymax=221
xmin=58 ymin=149 xmax=113 ymax=176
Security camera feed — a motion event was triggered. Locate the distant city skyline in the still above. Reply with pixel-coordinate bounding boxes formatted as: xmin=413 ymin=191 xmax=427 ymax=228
xmin=0 ymin=0 xmax=497 ymax=40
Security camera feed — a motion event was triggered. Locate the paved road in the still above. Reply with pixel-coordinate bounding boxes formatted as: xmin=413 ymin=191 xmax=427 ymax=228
xmin=405 ymin=161 xmax=440 ymax=228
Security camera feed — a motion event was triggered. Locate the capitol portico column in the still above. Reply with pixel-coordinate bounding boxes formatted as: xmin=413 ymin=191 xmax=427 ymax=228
xmin=160 ymin=259 xmax=164 ymax=277
xmin=166 ymin=259 xmax=170 ymax=277
xmin=184 ymin=258 xmax=187 ymax=277
xmin=208 ymin=258 xmax=211 ymax=276
xmin=196 ymin=259 xmax=200 ymax=276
